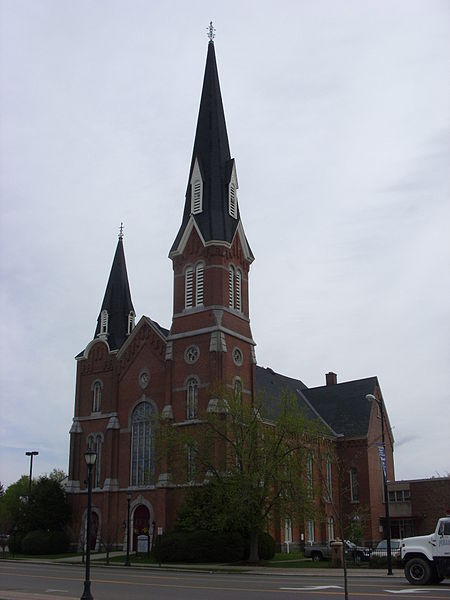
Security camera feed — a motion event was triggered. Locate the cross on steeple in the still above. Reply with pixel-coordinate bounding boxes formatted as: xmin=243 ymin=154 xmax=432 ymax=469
xmin=207 ymin=21 xmax=215 ymax=42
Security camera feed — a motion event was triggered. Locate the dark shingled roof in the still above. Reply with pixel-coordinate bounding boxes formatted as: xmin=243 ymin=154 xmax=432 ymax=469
xmin=300 ymin=377 xmax=378 ymax=437
xmin=170 ymin=41 xmax=253 ymax=258
xmin=255 ymin=366 xmax=337 ymax=434
xmin=94 ymin=237 xmax=134 ymax=351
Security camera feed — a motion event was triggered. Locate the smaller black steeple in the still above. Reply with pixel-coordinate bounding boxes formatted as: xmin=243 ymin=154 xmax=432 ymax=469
xmin=94 ymin=228 xmax=135 ymax=350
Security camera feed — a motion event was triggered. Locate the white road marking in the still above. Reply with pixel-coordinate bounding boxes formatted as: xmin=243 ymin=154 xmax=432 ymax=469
xmin=281 ymin=586 xmax=343 ymax=591
xmin=385 ymin=590 xmax=432 ymax=595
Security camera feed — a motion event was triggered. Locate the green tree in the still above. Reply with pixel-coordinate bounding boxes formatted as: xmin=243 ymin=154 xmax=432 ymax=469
xmin=0 ymin=475 xmax=29 ymax=533
xmin=158 ymin=387 xmax=326 ymax=562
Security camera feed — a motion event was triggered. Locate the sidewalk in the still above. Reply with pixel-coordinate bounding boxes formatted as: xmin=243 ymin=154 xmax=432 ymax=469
xmin=41 ymin=552 xmax=405 ymax=578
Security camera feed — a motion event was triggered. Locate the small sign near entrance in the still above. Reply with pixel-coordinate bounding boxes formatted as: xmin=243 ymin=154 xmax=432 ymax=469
xmin=137 ymin=535 xmax=148 ymax=553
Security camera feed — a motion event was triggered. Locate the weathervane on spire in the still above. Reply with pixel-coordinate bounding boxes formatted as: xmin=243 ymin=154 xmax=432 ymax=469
xmin=207 ymin=21 xmax=215 ymax=42
xmin=119 ymin=222 xmax=124 ymax=240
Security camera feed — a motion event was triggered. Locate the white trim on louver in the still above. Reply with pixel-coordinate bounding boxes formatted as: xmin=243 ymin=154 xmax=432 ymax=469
xmin=235 ymin=269 xmax=242 ymax=312
xmin=100 ymin=310 xmax=109 ymax=335
xmin=228 ymin=162 xmax=239 ymax=219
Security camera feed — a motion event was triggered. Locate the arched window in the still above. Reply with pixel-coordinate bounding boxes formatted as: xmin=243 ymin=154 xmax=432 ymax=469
xmin=187 ymin=442 xmax=197 ymax=482
xmin=235 ymin=269 xmax=242 ymax=312
xmin=185 ymin=263 xmax=204 ymax=310
xmin=190 ymin=159 xmax=203 ymax=214
xmin=185 ymin=266 xmax=194 ymax=308
xmin=130 ymin=401 xmax=155 ymax=487
xmin=307 ymin=520 xmax=315 ymax=543
xmin=326 ymin=458 xmax=333 ymax=501
xmin=229 ymin=181 xmax=237 ymax=219
xmin=233 ymin=379 xmax=242 ymax=401
xmin=306 ymin=456 xmax=313 ymax=497
xmin=228 ymin=264 xmax=243 ymax=312
xmin=195 ymin=263 xmax=204 ymax=306
xmin=350 ymin=467 xmax=359 ymax=502
xmin=186 ymin=378 xmax=198 ymax=420
xmin=229 ymin=265 xmax=235 ymax=309
xmin=327 ymin=516 xmax=335 ymax=541
xmin=92 ymin=381 xmax=102 ymax=413
xmin=94 ymin=434 xmax=102 ymax=488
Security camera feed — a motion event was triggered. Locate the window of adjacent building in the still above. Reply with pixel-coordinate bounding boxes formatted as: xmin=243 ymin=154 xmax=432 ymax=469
xmin=326 ymin=459 xmax=333 ymax=502
xmin=350 ymin=467 xmax=359 ymax=502
xmin=186 ymin=378 xmax=198 ymax=420
xmin=185 ymin=263 xmax=204 ymax=309
xmin=307 ymin=519 xmax=315 ymax=543
xmin=130 ymin=401 xmax=155 ymax=487
xmin=388 ymin=489 xmax=411 ymax=503
xmin=92 ymin=381 xmax=102 ymax=413
xmin=327 ymin=516 xmax=335 ymax=541
xmin=228 ymin=264 xmax=243 ymax=312
xmin=100 ymin=310 xmax=108 ymax=335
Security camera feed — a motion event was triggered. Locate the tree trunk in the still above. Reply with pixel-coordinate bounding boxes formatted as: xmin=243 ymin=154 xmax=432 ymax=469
xmin=248 ymin=530 xmax=259 ymax=563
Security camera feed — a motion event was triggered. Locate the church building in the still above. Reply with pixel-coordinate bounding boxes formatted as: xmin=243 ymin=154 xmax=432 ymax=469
xmin=67 ymin=35 xmax=394 ymax=552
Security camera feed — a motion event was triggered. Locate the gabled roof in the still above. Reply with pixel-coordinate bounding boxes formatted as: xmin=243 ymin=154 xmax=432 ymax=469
xmin=255 ymin=366 xmax=338 ymax=435
xmin=301 ymin=377 xmax=379 ymax=438
xmin=170 ymin=40 xmax=253 ymax=260
xmin=94 ymin=237 xmax=134 ymax=351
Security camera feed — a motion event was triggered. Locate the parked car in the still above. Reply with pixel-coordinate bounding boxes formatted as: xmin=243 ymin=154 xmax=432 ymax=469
xmin=373 ymin=539 xmax=402 ymax=558
xmin=305 ymin=540 xmax=370 ymax=563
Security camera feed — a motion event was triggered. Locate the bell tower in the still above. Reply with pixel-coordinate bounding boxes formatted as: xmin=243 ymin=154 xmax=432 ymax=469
xmin=165 ymin=36 xmax=256 ymax=423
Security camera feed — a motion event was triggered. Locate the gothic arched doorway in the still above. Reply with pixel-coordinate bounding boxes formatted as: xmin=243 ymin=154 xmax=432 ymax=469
xmin=133 ymin=505 xmax=150 ymax=551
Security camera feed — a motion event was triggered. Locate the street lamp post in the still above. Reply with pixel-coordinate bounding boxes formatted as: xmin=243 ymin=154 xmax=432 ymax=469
xmin=25 ymin=451 xmax=39 ymax=495
xmin=366 ymin=394 xmax=393 ymax=576
xmin=125 ymin=491 xmax=132 ymax=567
xmin=81 ymin=449 xmax=97 ymax=600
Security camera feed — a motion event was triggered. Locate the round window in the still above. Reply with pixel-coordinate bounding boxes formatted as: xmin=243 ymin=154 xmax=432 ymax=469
xmin=185 ymin=345 xmax=200 ymax=364
xmin=232 ymin=347 xmax=243 ymax=366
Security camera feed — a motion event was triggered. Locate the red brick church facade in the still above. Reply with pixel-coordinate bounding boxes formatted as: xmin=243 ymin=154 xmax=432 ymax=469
xmin=67 ymin=39 xmax=394 ymax=551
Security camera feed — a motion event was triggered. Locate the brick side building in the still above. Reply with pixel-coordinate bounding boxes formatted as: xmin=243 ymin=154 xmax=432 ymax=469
xmin=66 ymin=38 xmax=394 ymax=551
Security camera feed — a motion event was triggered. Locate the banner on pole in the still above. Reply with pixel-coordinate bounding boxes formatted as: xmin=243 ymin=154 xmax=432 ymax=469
xmin=376 ymin=442 xmax=387 ymax=478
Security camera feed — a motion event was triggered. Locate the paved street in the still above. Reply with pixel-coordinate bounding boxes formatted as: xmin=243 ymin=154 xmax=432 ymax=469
xmin=1 ymin=561 xmax=449 ymax=599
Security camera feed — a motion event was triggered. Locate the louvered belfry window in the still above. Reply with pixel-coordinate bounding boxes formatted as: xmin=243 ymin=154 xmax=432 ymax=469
xmin=229 ymin=182 xmax=237 ymax=219
xmin=229 ymin=265 xmax=243 ymax=312
xmin=185 ymin=262 xmax=204 ymax=310
xmin=185 ymin=267 xmax=194 ymax=308
xmin=192 ymin=180 xmax=202 ymax=214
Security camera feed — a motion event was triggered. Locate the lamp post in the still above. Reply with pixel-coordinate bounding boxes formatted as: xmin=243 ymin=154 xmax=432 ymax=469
xmin=366 ymin=394 xmax=393 ymax=576
xmin=25 ymin=451 xmax=39 ymax=495
xmin=125 ymin=491 xmax=131 ymax=567
xmin=81 ymin=449 xmax=97 ymax=600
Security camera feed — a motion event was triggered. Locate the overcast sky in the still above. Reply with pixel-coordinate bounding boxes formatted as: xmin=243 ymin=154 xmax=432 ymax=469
xmin=1 ymin=0 xmax=449 ymax=488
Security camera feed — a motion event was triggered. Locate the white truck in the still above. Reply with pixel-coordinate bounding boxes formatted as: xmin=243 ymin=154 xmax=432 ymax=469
xmin=401 ymin=516 xmax=450 ymax=585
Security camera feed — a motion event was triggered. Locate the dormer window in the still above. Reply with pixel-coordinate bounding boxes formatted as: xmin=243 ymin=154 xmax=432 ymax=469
xmin=127 ymin=310 xmax=135 ymax=335
xmin=228 ymin=163 xmax=238 ymax=219
xmin=190 ymin=159 xmax=203 ymax=215
xmin=100 ymin=310 xmax=109 ymax=335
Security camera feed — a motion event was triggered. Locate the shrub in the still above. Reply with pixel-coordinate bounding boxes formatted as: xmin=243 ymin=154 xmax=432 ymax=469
xmin=21 ymin=530 xmax=70 ymax=555
xmin=153 ymin=529 xmax=245 ymax=563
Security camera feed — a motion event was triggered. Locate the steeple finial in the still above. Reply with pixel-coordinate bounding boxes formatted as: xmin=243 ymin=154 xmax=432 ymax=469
xmin=119 ymin=222 xmax=124 ymax=240
xmin=207 ymin=21 xmax=215 ymax=42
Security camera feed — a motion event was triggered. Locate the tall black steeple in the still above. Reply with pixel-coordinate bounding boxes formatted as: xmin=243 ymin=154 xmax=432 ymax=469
xmin=170 ymin=38 xmax=253 ymax=260
xmin=94 ymin=229 xmax=135 ymax=350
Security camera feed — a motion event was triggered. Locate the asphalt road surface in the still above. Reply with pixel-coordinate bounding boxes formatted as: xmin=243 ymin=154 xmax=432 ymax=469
xmin=0 ymin=562 xmax=449 ymax=599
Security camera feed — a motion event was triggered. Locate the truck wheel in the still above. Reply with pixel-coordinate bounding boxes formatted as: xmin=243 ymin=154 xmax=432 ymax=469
xmin=405 ymin=558 xmax=432 ymax=585
xmin=311 ymin=552 xmax=322 ymax=562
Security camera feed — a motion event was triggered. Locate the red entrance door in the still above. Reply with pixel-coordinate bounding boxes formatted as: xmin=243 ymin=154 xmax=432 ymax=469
xmin=133 ymin=505 xmax=150 ymax=551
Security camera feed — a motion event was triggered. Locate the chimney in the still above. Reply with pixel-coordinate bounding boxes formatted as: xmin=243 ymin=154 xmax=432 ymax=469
xmin=326 ymin=372 xmax=337 ymax=386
